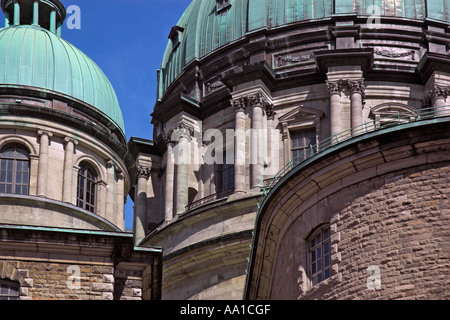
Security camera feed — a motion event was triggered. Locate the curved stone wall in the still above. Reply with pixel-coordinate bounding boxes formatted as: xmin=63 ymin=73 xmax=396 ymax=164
xmin=246 ymin=118 xmax=450 ymax=299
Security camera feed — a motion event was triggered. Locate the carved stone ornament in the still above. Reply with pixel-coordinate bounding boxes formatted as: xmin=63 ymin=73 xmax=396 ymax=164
xmin=348 ymin=80 xmax=366 ymax=97
xmin=274 ymin=53 xmax=314 ymax=68
xmin=232 ymin=96 xmax=248 ymax=113
xmin=374 ymin=49 xmax=415 ymax=61
xmin=137 ymin=167 xmax=151 ymax=180
xmin=326 ymin=80 xmax=343 ymax=96
xmin=266 ymin=103 xmax=276 ymax=120
xmin=428 ymin=84 xmax=449 ymax=101
xmin=248 ymin=91 xmax=269 ymax=109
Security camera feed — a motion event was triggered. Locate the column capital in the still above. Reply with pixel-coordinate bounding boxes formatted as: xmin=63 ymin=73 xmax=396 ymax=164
xmin=63 ymin=137 xmax=79 ymax=146
xmin=137 ymin=166 xmax=151 ymax=181
xmin=37 ymin=130 xmax=53 ymax=139
xmin=248 ymin=91 xmax=269 ymax=109
xmin=173 ymin=123 xmax=194 ymax=139
xmin=427 ymin=84 xmax=449 ymax=101
xmin=348 ymin=79 xmax=366 ymax=97
xmin=266 ymin=103 xmax=276 ymax=120
xmin=232 ymin=96 xmax=248 ymax=113
xmin=116 ymin=171 xmax=125 ymax=181
xmin=106 ymin=160 xmax=116 ymax=169
xmin=326 ymin=80 xmax=343 ymax=96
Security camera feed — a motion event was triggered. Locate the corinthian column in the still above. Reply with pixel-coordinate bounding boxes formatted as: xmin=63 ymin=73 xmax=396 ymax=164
xmin=135 ymin=167 xmax=150 ymax=245
xmin=37 ymin=130 xmax=53 ymax=197
xmin=164 ymin=137 xmax=175 ymax=222
xmin=249 ymin=92 xmax=266 ymax=190
xmin=327 ymin=80 xmax=343 ymax=141
xmin=233 ymin=96 xmax=247 ymax=193
xmin=173 ymin=124 xmax=192 ymax=215
xmin=428 ymin=84 xmax=450 ymax=116
xmin=349 ymin=80 xmax=365 ymax=135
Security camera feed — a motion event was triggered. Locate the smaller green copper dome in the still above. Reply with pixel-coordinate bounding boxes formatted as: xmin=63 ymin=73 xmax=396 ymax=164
xmin=0 ymin=25 xmax=125 ymax=134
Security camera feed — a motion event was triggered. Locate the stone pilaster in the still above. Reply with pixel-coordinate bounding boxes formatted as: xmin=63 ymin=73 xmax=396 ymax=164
xmin=113 ymin=171 xmax=125 ymax=230
xmin=37 ymin=130 xmax=53 ymax=197
xmin=105 ymin=160 xmax=116 ymax=224
xmin=63 ymin=137 xmax=78 ymax=204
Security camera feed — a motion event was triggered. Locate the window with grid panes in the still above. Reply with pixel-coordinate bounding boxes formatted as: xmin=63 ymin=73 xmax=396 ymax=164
xmin=77 ymin=163 xmax=97 ymax=213
xmin=290 ymin=130 xmax=316 ymax=164
xmin=308 ymin=226 xmax=331 ymax=286
xmin=218 ymin=153 xmax=234 ymax=194
xmin=0 ymin=280 xmax=19 ymax=300
xmin=0 ymin=144 xmax=30 ymax=195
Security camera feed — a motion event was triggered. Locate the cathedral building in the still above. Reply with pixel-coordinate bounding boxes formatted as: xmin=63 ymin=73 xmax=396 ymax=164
xmin=136 ymin=0 xmax=449 ymax=300
xmin=0 ymin=0 xmax=449 ymax=300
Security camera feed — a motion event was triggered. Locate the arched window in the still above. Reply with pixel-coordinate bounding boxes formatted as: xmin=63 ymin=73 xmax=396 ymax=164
xmin=77 ymin=163 xmax=97 ymax=213
xmin=0 ymin=144 xmax=30 ymax=195
xmin=308 ymin=225 xmax=331 ymax=286
xmin=0 ymin=279 xmax=20 ymax=300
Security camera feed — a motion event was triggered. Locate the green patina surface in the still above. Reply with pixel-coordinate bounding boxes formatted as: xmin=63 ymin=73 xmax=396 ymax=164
xmin=158 ymin=0 xmax=450 ymax=99
xmin=0 ymin=24 xmax=125 ymax=134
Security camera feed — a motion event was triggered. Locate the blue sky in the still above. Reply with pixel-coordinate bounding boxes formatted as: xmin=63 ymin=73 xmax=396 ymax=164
xmin=1 ymin=0 xmax=193 ymax=230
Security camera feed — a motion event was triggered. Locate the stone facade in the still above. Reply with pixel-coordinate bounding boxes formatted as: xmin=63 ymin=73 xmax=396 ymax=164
xmin=135 ymin=1 xmax=450 ymax=300
xmin=246 ymin=121 xmax=450 ymax=300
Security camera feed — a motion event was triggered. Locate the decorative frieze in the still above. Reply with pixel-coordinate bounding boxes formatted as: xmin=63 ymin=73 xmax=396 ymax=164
xmin=274 ymin=53 xmax=314 ymax=68
xmin=374 ymin=49 xmax=416 ymax=60
xmin=205 ymin=80 xmax=225 ymax=94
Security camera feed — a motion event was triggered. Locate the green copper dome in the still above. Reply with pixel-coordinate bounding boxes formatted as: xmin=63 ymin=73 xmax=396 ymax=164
xmin=157 ymin=0 xmax=450 ymax=99
xmin=0 ymin=24 xmax=125 ymax=134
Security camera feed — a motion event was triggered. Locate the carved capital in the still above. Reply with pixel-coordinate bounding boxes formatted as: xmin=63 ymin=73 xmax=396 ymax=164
xmin=348 ymin=80 xmax=366 ymax=97
xmin=266 ymin=103 xmax=276 ymax=120
xmin=428 ymin=84 xmax=449 ymax=101
xmin=248 ymin=91 xmax=268 ymax=109
xmin=232 ymin=96 xmax=248 ymax=113
xmin=63 ymin=137 xmax=79 ymax=147
xmin=37 ymin=130 xmax=53 ymax=139
xmin=173 ymin=123 xmax=194 ymax=140
xmin=137 ymin=167 xmax=151 ymax=180
xmin=326 ymin=80 xmax=343 ymax=96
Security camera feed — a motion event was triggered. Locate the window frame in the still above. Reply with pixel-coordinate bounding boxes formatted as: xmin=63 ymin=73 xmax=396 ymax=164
xmin=307 ymin=225 xmax=331 ymax=286
xmin=0 ymin=279 xmax=20 ymax=300
xmin=290 ymin=129 xmax=317 ymax=163
xmin=76 ymin=162 xmax=97 ymax=214
xmin=0 ymin=144 xmax=30 ymax=195
xmin=217 ymin=152 xmax=235 ymax=194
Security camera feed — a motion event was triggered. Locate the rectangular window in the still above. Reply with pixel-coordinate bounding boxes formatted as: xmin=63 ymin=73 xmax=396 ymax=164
xmin=309 ymin=226 xmax=331 ymax=286
xmin=218 ymin=153 xmax=234 ymax=194
xmin=291 ymin=130 xmax=316 ymax=163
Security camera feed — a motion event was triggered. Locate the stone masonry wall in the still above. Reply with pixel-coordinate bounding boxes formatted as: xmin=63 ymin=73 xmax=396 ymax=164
xmin=270 ymin=162 xmax=450 ymax=300
xmin=0 ymin=259 xmax=148 ymax=300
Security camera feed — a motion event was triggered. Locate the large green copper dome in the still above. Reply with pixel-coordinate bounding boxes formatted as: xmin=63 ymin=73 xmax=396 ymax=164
xmin=157 ymin=0 xmax=450 ymax=99
xmin=0 ymin=24 xmax=125 ymax=134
